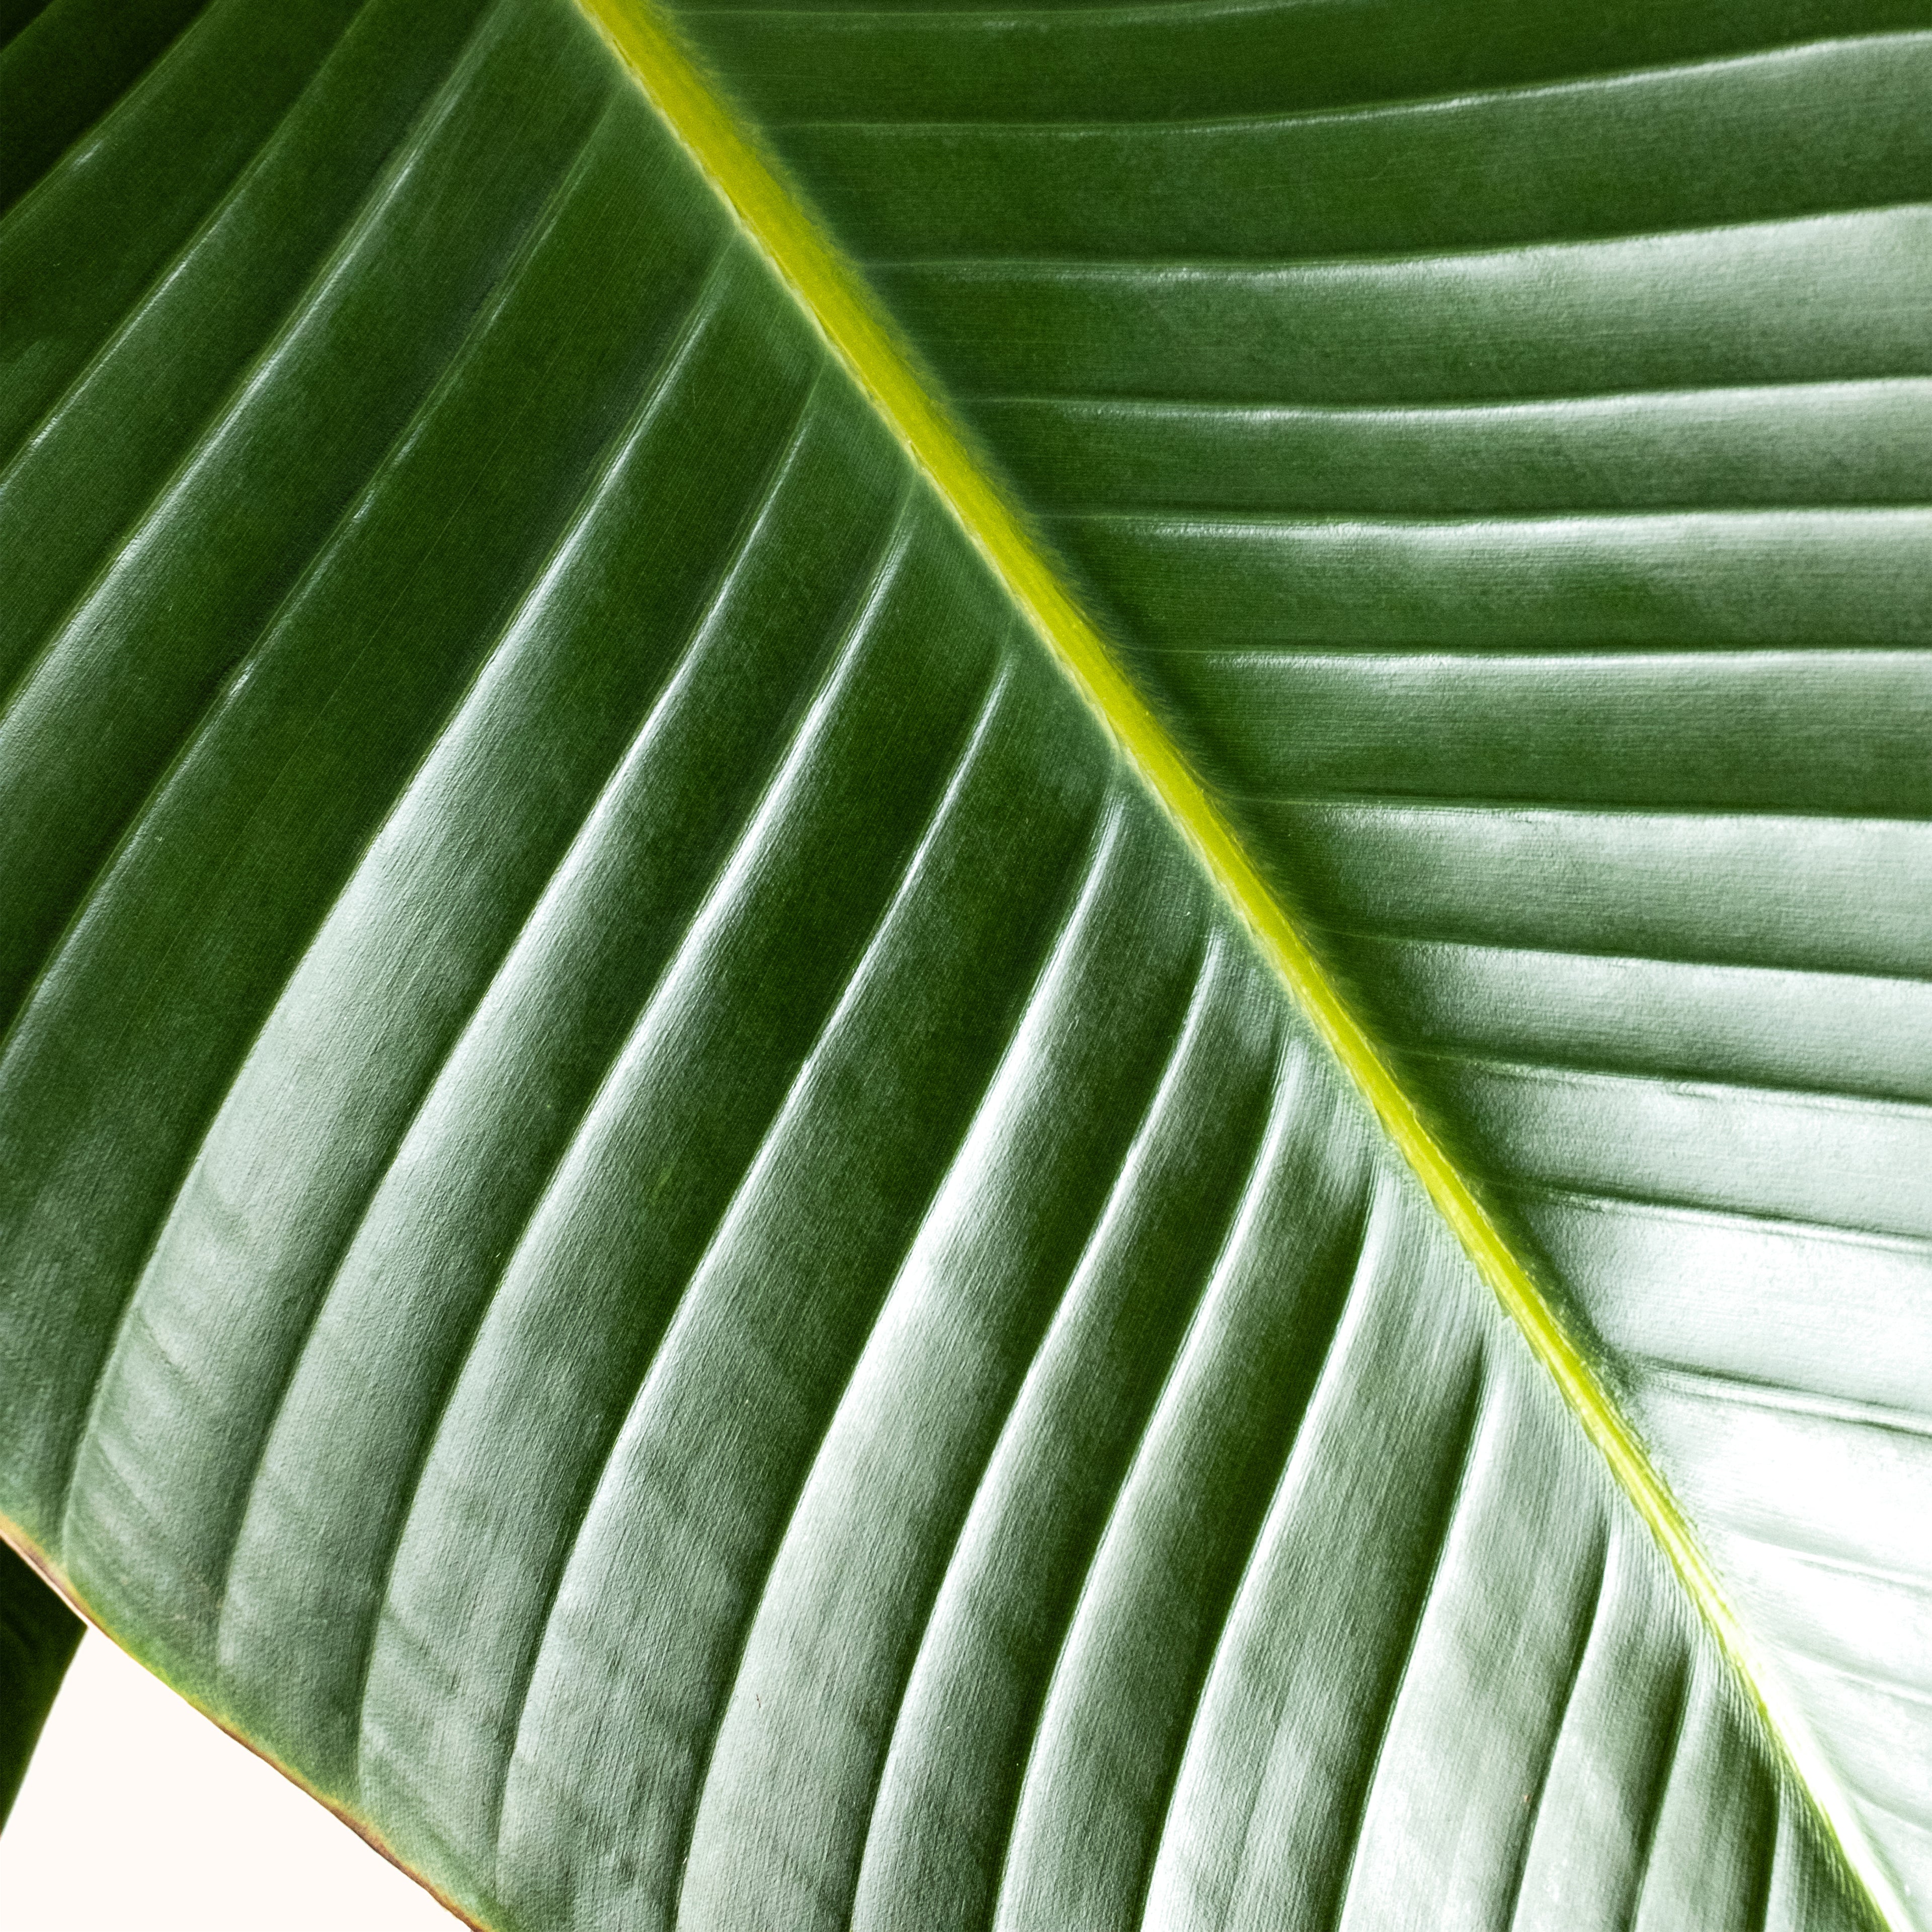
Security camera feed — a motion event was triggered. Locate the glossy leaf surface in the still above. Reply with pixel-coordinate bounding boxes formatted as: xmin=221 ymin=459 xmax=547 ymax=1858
xmin=666 ymin=1 xmax=1932 ymax=1911
xmin=0 ymin=1 xmax=1922 ymax=1927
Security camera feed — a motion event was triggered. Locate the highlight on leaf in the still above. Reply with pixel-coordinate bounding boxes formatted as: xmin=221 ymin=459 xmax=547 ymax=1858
xmin=0 ymin=0 xmax=1925 ymax=1927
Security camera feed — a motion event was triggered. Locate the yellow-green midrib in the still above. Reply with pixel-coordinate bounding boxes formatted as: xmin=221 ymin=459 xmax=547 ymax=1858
xmin=568 ymin=3 xmax=1909 ymax=1925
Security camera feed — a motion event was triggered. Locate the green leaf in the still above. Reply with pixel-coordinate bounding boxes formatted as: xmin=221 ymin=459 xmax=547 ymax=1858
xmin=0 ymin=1542 xmax=81 ymax=1829
xmin=653 ymin=3 xmax=1932 ymax=1914
xmin=0 ymin=1 xmax=1921 ymax=1927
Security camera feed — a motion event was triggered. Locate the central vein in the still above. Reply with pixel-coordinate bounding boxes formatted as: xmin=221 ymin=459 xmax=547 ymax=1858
xmin=570 ymin=1 xmax=1897 ymax=1920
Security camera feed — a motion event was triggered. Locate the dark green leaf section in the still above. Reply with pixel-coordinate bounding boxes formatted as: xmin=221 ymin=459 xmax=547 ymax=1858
xmin=663 ymin=0 xmax=1932 ymax=1911
xmin=663 ymin=0 xmax=1932 ymax=123
xmin=0 ymin=4 xmax=1895 ymax=1930
xmin=0 ymin=0 xmax=209 ymax=216
xmin=0 ymin=1542 xmax=80 ymax=1829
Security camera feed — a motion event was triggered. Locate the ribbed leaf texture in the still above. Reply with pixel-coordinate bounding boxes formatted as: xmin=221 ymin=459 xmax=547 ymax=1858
xmin=658 ymin=0 xmax=1932 ymax=1910
xmin=0 ymin=1 xmax=1922 ymax=1927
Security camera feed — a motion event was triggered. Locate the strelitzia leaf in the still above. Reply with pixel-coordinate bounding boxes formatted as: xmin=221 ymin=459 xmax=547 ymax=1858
xmin=646 ymin=2 xmax=1932 ymax=1912
xmin=0 ymin=1 xmax=1922 ymax=1928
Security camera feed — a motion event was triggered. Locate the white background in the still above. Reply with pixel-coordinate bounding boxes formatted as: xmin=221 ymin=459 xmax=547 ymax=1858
xmin=0 ymin=1630 xmax=462 ymax=1928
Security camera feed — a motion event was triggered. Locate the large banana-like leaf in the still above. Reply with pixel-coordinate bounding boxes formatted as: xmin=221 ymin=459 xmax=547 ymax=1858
xmin=655 ymin=0 xmax=1932 ymax=1909
xmin=0 ymin=1 xmax=1922 ymax=1927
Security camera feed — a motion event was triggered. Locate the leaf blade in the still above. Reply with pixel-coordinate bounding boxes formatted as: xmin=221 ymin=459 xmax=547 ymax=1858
xmin=0 ymin=0 xmax=1916 ymax=1926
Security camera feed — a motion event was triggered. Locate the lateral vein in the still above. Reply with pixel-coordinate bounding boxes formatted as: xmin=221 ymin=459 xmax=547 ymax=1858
xmin=569 ymin=3 xmax=1903 ymax=1922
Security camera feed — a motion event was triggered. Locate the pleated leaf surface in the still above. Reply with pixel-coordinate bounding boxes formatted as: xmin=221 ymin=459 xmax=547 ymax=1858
xmin=0 ymin=2 xmax=1918 ymax=1929
xmin=664 ymin=0 xmax=1932 ymax=1912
